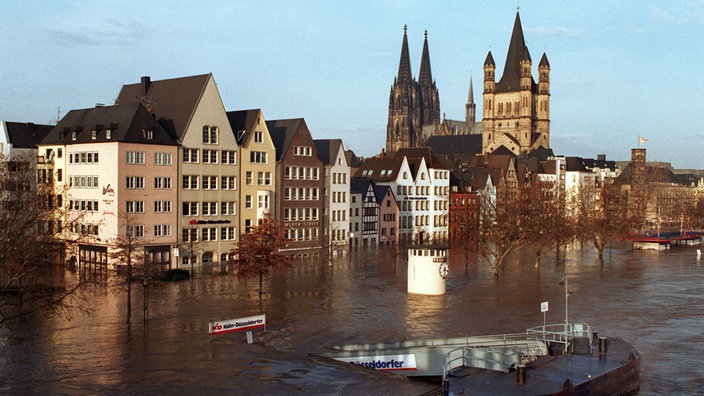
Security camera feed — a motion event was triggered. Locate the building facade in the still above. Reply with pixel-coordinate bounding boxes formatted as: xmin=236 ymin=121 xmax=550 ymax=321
xmin=37 ymin=103 xmax=179 ymax=271
xmin=315 ymin=139 xmax=351 ymax=256
xmin=482 ymin=12 xmax=550 ymax=156
xmin=116 ymin=74 xmax=240 ymax=268
xmin=268 ymin=118 xmax=324 ymax=256
xmin=228 ymin=109 xmax=276 ymax=235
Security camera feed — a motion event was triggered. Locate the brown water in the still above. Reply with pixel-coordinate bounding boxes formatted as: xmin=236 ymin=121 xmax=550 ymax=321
xmin=1 ymin=244 xmax=703 ymax=395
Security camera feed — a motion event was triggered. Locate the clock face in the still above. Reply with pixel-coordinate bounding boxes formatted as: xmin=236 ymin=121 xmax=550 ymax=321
xmin=439 ymin=262 xmax=449 ymax=279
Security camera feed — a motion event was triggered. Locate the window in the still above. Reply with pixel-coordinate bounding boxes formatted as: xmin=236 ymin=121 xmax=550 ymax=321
xmin=154 ymin=177 xmax=172 ymax=189
xmin=254 ymin=131 xmax=263 ymax=143
xmin=126 ymin=151 xmax=145 ymax=165
xmin=221 ymin=201 xmax=236 ymax=215
xmin=183 ymin=148 xmax=199 ymax=163
xmin=182 ymin=202 xmax=198 ymax=216
xmin=202 ymin=149 xmax=218 ymax=164
xmin=221 ymin=150 xmax=236 ymax=164
xmin=201 ymin=227 xmax=217 ymax=241
xmin=221 ymin=176 xmax=236 ymax=190
xmin=202 ymin=126 xmax=218 ymax=144
xmin=202 ymin=201 xmax=217 ymax=216
xmin=106 ymin=129 xmax=112 ymax=139
xmin=220 ymin=227 xmax=236 ymax=241
xmin=91 ymin=130 xmax=97 ymax=140
xmin=293 ymin=146 xmax=312 ymax=156
xmin=246 ymin=171 xmax=253 ymax=185
xmin=250 ymin=151 xmax=267 ymax=163
xmin=143 ymin=129 xmax=153 ymax=139
xmin=182 ymin=175 xmax=199 ymax=189
xmin=72 ymin=131 xmax=77 ymax=141
xmin=202 ymin=176 xmax=218 ymax=190
xmin=154 ymin=200 xmax=172 ymax=213
xmin=154 ymin=152 xmax=172 ymax=165
xmin=245 ymin=195 xmax=252 ymax=209
xmin=126 ymin=176 xmax=144 ymax=189
xmin=182 ymin=228 xmax=198 ymax=243
xmin=126 ymin=200 xmax=144 ymax=213
xmin=126 ymin=225 xmax=144 ymax=237
xmin=258 ymin=194 xmax=270 ymax=209
xmin=154 ymin=224 xmax=172 ymax=237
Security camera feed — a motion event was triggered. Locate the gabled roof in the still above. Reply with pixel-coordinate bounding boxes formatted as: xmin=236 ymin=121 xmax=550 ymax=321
xmin=345 ymin=149 xmax=363 ymax=168
xmin=470 ymin=153 xmax=514 ymax=171
xmin=565 ymin=157 xmax=589 ymax=172
xmin=616 ymin=163 xmax=683 ymax=186
xmin=2 ymin=121 xmax=53 ymax=149
xmin=266 ymin=118 xmax=305 ymax=162
xmin=226 ymin=108 xmax=262 ymax=144
xmin=355 ymin=156 xmax=405 ymax=182
xmin=115 ymin=74 xmax=211 ymax=140
xmin=496 ymin=12 xmax=536 ymax=93
xmin=426 ymin=134 xmax=482 ymax=156
xmin=314 ymin=139 xmax=344 ymax=166
xmin=350 ymin=176 xmax=374 ymax=195
xmin=393 ymin=147 xmax=445 ymax=169
xmin=374 ymin=184 xmax=392 ymax=204
xmin=40 ymin=103 xmax=175 ymax=146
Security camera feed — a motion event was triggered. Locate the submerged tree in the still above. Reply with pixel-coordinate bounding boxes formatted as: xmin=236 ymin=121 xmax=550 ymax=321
xmin=0 ymin=153 xmax=87 ymax=325
xmin=110 ymin=211 xmax=146 ymax=324
xmin=472 ymin=182 xmax=532 ymax=276
xmin=524 ymin=179 xmax=571 ymax=269
xmin=229 ymin=213 xmax=289 ymax=300
xmin=583 ymin=181 xmax=638 ymax=262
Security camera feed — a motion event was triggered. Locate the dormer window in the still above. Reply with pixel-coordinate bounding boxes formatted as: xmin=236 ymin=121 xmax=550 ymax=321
xmin=143 ymin=129 xmax=153 ymax=140
xmin=106 ymin=129 xmax=112 ymax=139
xmin=91 ymin=130 xmax=97 ymax=140
xmin=71 ymin=131 xmax=77 ymax=141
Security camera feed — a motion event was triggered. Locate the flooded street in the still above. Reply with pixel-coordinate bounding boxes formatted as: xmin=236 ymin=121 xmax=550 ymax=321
xmin=1 ymin=244 xmax=704 ymax=395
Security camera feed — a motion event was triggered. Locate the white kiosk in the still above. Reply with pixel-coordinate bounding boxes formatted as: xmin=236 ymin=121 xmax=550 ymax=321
xmin=407 ymin=245 xmax=449 ymax=295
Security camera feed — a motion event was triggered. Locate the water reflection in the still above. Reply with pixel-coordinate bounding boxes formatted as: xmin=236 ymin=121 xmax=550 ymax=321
xmin=1 ymin=245 xmax=703 ymax=394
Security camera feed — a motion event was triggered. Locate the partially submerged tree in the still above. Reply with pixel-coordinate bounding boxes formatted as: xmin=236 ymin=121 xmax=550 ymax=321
xmin=472 ymin=182 xmax=531 ymax=276
xmin=0 ymin=153 xmax=87 ymax=325
xmin=524 ymin=179 xmax=571 ymax=269
xmin=229 ymin=213 xmax=289 ymax=300
xmin=110 ymin=211 xmax=146 ymax=324
xmin=583 ymin=181 xmax=638 ymax=261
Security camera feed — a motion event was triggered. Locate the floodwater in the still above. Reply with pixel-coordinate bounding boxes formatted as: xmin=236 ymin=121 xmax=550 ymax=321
xmin=1 ymin=243 xmax=704 ymax=395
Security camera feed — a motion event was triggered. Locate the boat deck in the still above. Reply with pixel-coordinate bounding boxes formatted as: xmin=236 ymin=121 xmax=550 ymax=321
xmin=447 ymin=337 xmax=639 ymax=396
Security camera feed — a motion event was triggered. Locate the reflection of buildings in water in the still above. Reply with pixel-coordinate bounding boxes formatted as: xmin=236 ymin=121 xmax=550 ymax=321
xmin=405 ymin=293 xmax=446 ymax=337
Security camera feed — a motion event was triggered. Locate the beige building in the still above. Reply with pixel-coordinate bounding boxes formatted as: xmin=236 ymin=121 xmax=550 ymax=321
xmin=227 ymin=109 xmax=276 ymax=234
xmin=116 ymin=74 xmax=240 ymax=269
xmin=37 ymin=103 xmax=179 ymax=271
xmin=482 ymin=12 xmax=550 ymax=156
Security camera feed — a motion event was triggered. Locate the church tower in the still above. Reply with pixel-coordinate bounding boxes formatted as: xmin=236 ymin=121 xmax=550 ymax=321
xmin=386 ymin=27 xmax=440 ymax=153
xmin=465 ymin=74 xmax=476 ymax=134
xmin=482 ymin=12 xmax=550 ymax=155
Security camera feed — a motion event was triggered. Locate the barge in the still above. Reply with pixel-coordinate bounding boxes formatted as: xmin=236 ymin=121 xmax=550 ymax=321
xmin=318 ymin=322 xmax=640 ymax=395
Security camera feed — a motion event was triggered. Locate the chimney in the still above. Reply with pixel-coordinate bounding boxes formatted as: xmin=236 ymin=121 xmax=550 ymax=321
xmin=597 ymin=154 xmax=606 ymax=161
xmin=140 ymin=76 xmax=151 ymax=96
xmin=381 ymin=148 xmax=386 ymax=158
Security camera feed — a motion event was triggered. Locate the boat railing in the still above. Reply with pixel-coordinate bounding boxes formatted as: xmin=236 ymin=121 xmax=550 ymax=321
xmin=526 ymin=322 xmax=592 ymax=351
xmin=442 ymin=338 xmax=547 ymax=380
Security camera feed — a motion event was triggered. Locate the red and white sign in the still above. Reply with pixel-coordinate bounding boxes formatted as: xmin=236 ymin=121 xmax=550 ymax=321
xmin=209 ymin=314 xmax=266 ymax=336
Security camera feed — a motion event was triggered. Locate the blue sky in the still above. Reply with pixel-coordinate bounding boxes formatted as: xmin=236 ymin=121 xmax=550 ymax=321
xmin=2 ymin=1 xmax=703 ymax=168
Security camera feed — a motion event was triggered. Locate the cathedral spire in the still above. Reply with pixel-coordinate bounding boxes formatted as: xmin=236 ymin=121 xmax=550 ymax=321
xmin=418 ymin=30 xmax=433 ymax=88
xmin=397 ymin=25 xmax=412 ymax=84
xmin=496 ymin=11 xmax=529 ymax=92
xmin=468 ymin=72 xmax=474 ymax=103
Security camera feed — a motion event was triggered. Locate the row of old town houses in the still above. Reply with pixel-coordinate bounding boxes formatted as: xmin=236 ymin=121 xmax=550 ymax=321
xmin=2 ymin=12 xmax=703 ymax=273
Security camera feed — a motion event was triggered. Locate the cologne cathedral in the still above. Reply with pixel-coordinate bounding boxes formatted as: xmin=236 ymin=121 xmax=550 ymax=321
xmin=386 ymin=12 xmax=551 ymax=157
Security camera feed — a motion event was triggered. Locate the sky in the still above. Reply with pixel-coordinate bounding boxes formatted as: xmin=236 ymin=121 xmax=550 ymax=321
xmin=2 ymin=1 xmax=704 ymax=169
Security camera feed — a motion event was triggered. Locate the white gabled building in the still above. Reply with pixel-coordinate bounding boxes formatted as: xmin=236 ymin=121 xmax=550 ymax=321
xmin=355 ymin=148 xmax=449 ymax=245
xmin=315 ymin=139 xmax=351 ymax=256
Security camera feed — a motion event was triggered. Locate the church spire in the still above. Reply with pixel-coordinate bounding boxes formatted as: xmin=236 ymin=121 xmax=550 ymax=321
xmin=418 ymin=30 xmax=433 ymax=88
xmin=496 ymin=11 xmax=529 ymax=92
xmin=397 ymin=25 xmax=412 ymax=84
xmin=466 ymin=73 xmax=476 ymax=133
